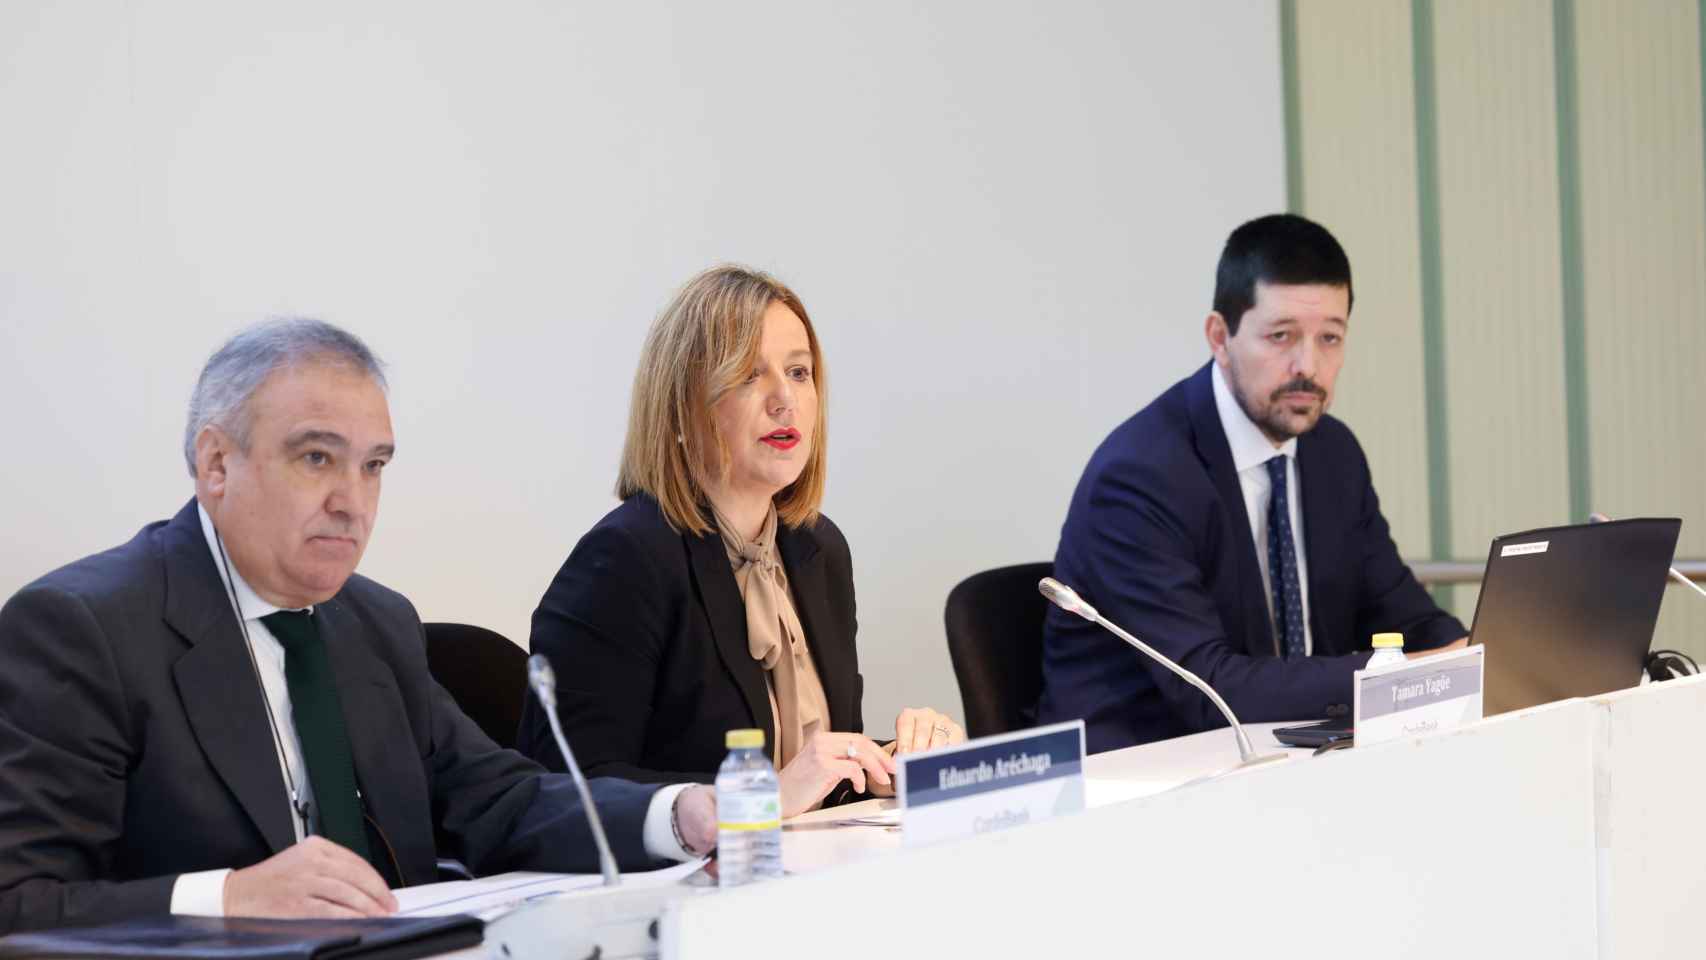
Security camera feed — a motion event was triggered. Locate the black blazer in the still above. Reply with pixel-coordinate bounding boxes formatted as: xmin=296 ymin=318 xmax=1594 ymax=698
xmin=518 ymin=495 xmax=863 ymax=786
xmin=0 ymin=501 xmax=663 ymax=935
xmin=1038 ymin=363 xmax=1466 ymax=752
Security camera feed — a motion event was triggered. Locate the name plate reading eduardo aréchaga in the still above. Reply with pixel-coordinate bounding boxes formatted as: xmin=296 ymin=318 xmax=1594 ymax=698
xmin=896 ymin=720 xmax=1085 ymax=849
xmin=1353 ymin=644 xmax=1485 ymax=748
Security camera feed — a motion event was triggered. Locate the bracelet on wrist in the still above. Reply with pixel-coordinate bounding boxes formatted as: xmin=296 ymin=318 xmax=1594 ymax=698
xmin=670 ymin=789 xmax=701 ymax=857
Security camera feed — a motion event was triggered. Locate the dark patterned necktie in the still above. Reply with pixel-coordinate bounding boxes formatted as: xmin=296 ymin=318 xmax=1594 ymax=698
xmin=1265 ymin=455 xmax=1306 ymax=658
xmin=260 ymin=610 xmax=374 ymax=864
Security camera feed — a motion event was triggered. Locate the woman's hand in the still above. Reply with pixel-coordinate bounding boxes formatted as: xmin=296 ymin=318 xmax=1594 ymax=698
xmin=777 ymin=732 xmax=895 ymax=818
xmin=865 ymin=707 xmax=967 ymax=798
xmin=892 ymin=706 xmax=967 ymax=756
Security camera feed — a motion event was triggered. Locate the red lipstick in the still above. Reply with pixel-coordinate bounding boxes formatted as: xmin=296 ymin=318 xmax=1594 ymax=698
xmin=761 ymin=427 xmax=801 ymax=450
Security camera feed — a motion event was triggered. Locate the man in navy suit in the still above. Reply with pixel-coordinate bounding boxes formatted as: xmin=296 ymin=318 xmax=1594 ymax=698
xmin=1038 ymin=214 xmax=1467 ymax=753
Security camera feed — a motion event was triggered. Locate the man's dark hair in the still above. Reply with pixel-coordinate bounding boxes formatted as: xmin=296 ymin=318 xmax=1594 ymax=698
xmin=1212 ymin=213 xmax=1353 ymax=334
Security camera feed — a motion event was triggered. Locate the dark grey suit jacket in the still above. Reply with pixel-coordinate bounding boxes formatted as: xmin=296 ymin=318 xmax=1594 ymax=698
xmin=0 ymin=501 xmax=664 ymax=934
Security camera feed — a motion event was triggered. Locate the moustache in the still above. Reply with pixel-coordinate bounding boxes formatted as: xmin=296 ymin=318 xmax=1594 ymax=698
xmin=1270 ymin=379 xmax=1326 ymax=402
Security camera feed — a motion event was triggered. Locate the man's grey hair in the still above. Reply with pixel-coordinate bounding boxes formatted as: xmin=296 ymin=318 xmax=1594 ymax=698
xmin=184 ymin=318 xmax=388 ymax=477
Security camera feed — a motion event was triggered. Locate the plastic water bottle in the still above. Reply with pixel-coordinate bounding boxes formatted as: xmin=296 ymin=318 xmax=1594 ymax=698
xmin=1365 ymin=632 xmax=1406 ymax=671
xmin=715 ymin=729 xmax=783 ymax=887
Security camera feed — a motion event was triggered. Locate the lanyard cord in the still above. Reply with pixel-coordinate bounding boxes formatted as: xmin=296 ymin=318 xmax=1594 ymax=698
xmin=210 ymin=526 xmax=408 ymax=884
xmin=212 ymin=526 xmax=312 ymax=839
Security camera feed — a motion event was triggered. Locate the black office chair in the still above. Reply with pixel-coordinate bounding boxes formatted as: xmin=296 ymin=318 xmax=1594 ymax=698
xmin=423 ymin=622 xmax=529 ymax=750
xmin=944 ymin=562 xmax=1053 ymax=739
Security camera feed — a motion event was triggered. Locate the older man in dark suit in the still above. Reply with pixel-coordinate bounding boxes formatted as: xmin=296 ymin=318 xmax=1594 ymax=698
xmin=1039 ymin=214 xmax=1468 ymax=753
xmin=0 ymin=319 xmax=716 ymax=934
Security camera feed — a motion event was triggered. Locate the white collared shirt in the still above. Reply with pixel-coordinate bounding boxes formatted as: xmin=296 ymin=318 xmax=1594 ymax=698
xmin=1210 ymin=363 xmax=1314 ymax=656
xmin=170 ymin=505 xmax=693 ymax=916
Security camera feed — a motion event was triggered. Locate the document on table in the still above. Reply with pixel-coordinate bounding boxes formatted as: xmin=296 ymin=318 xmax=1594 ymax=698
xmin=816 ymin=782 xmax=1177 ymax=821
xmin=393 ymin=860 xmax=709 ymax=921
xmin=781 ymin=798 xmax=901 ymax=829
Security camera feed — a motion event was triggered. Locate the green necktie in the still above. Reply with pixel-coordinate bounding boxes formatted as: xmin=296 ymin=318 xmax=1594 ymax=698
xmin=260 ymin=610 xmax=374 ymax=865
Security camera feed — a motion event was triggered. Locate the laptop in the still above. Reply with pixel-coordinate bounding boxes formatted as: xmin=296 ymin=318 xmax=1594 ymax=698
xmin=1276 ymin=516 xmax=1681 ymax=746
xmin=1471 ymin=517 xmax=1681 ymax=715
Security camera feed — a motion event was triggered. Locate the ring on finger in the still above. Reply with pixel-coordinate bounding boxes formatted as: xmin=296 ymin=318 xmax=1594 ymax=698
xmin=932 ymin=724 xmax=950 ymax=737
xmin=845 ymin=743 xmax=859 ymax=760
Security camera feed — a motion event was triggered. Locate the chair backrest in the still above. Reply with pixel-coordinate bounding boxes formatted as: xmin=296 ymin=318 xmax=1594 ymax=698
xmin=423 ymin=622 xmax=529 ymax=750
xmin=944 ymin=562 xmax=1052 ymax=739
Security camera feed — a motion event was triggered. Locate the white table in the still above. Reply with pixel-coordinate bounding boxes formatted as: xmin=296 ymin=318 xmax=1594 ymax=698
xmin=446 ymin=679 xmax=1706 ymax=959
xmin=1588 ymin=673 xmax=1706 ymax=958
xmin=779 ymin=721 xmax=1305 ymax=875
xmin=669 ymin=707 xmax=1604 ymax=958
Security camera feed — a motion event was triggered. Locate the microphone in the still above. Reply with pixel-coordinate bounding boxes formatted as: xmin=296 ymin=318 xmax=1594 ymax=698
xmin=527 ymin=654 xmax=620 ymax=887
xmin=1039 ymin=578 xmax=1283 ymax=768
xmin=1588 ymin=513 xmax=1706 ymax=602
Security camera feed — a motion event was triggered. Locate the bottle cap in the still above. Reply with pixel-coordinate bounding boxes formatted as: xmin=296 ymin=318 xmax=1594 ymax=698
xmin=1372 ymin=632 xmax=1404 ymax=649
xmin=726 ymin=728 xmax=765 ymax=749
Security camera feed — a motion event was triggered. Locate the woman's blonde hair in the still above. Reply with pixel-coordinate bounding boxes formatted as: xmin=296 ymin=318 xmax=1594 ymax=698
xmin=616 ymin=264 xmax=827 ymax=535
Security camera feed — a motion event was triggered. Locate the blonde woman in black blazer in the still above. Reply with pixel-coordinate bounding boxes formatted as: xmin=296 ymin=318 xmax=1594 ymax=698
xmin=518 ymin=265 xmax=965 ymax=817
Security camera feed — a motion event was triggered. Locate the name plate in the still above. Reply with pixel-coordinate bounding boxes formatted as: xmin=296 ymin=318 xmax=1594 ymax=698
xmin=897 ymin=720 xmax=1085 ymax=849
xmin=1353 ymin=645 xmax=1484 ymax=747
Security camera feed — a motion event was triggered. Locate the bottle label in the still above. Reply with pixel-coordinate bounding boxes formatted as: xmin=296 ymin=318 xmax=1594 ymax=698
xmin=717 ymin=792 xmax=781 ymax=831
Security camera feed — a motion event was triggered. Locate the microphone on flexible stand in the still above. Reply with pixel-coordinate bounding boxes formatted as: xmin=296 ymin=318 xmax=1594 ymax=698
xmin=483 ymin=658 xmax=709 ymax=959
xmin=527 ymin=654 xmax=620 ymax=887
xmin=1039 ymin=577 xmax=1286 ymax=769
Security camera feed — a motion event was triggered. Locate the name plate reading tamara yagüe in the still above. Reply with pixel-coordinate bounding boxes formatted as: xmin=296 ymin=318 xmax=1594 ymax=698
xmin=1353 ymin=644 xmax=1485 ymax=748
xmin=895 ymin=720 xmax=1085 ymax=849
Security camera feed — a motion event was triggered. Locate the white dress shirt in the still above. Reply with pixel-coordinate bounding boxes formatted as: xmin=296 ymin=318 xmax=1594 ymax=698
xmin=1210 ymin=363 xmax=1314 ymax=656
xmin=171 ymin=505 xmax=692 ymax=916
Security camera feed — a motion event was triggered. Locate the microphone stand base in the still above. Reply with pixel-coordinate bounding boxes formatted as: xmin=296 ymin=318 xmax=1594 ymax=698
xmin=1172 ymin=751 xmax=1291 ymax=794
xmin=485 ymin=881 xmax=712 ymax=960
xmin=1235 ymin=752 xmax=1290 ymax=770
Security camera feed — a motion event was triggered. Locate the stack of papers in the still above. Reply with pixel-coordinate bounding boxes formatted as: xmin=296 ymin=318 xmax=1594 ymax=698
xmin=393 ymin=860 xmax=709 ymax=921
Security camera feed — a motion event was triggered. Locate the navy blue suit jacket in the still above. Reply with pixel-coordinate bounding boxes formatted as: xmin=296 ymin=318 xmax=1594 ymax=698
xmin=1038 ymin=363 xmax=1465 ymax=753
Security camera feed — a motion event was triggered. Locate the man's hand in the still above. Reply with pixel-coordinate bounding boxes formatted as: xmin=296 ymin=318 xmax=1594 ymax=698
xmin=1405 ymin=637 xmax=1469 ymax=661
xmin=223 ymin=836 xmax=397 ymax=919
xmin=672 ymin=785 xmax=717 ymax=858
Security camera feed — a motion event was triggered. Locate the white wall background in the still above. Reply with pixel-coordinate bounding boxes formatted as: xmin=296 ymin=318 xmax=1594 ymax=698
xmin=0 ymin=1 xmax=1283 ymax=734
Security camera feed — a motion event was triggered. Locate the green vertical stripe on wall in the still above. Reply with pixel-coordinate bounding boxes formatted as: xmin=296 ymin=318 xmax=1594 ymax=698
xmin=1553 ymin=0 xmax=1591 ymax=522
xmin=1411 ymin=0 xmax=1453 ymax=577
xmin=1280 ymin=0 xmax=1304 ymax=213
